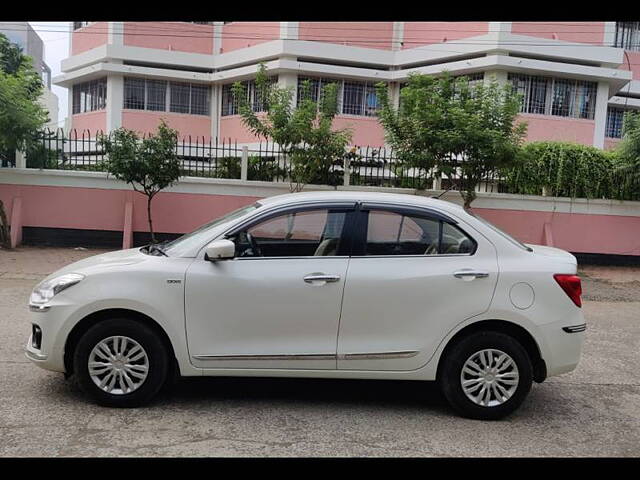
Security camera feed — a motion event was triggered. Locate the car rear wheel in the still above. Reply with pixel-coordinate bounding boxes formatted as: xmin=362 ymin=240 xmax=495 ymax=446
xmin=72 ymin=318 xmax=168 ymax=407
xmin=439 ymin=331 xmax=533 ymax=420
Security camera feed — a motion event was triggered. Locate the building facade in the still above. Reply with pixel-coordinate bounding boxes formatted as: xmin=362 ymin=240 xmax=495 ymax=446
xmin=54 ymin=21 xmax=640 ymax=150
xmin=1 ymin=22 xmax=59 ymax=129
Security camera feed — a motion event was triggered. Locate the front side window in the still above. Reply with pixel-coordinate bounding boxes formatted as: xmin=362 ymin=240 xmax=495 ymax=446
xmin=231 ymin=209 xmax=347 ymax=258
xmin=363 ymin=210 xmax=476 ymax=256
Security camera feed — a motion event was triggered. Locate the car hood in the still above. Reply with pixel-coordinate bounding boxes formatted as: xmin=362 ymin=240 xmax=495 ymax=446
xmin=39 ymin=248 xmax=150 ymax=283
xmin=526 ymin=244 xmax=577 ymax=265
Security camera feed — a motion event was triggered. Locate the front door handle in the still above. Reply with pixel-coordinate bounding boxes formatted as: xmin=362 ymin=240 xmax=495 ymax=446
xmin=303 ymin=273 xmax=341 ymax=284
xmin=453 ymin=269 xmax=489 ymax=280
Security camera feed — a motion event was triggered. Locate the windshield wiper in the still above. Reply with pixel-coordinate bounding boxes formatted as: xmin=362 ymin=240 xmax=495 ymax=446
xmin=145 ymin=242 xmax=168 ymax=257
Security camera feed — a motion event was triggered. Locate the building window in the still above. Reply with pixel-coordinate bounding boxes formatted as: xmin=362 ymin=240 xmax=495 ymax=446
xmin=123 ymin=78 xmax=145 ymax=110
xmin=170 ymin=83 xmax=191 ymax=114
xmin=508 ymin=73 xmax=597 ymax=120
xmin=606 ymin=107 xmax=626 ymax=138
xmin=296 ymin=76 xmax=382 ymax=117
xmin=221 ymin=77 xmax=276 ymax=117
xmin=614 ymin=22 xmax=640 ymax=51
xmin=147 ymin=80 xmax=167 ymax=111
xmin=123 ymin=77 xmax=209 ymax=116
xmin=72 ymin=78 xmax=107 ymax=114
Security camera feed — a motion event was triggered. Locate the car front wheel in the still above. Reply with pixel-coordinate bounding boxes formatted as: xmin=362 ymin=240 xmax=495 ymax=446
xmin=439 ymin=331 xmax=533 ymax=420
xmin=72 ymin=318 xmax=169 ymax=407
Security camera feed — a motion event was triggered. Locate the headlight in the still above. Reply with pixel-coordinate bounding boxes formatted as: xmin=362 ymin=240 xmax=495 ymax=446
xmin=29 ymin=273 xmax=85 ymax=305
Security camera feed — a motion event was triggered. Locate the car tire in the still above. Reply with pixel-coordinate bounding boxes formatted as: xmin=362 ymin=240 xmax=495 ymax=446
xmin=72 ymin=318 xmax=169 ymax=408
xmin=439 ymin=331 xmax=533 ymax=420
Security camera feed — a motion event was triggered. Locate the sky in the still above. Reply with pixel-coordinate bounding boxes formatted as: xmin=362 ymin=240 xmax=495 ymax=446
xmin=29 ymin=22 xmax=70 ymax=124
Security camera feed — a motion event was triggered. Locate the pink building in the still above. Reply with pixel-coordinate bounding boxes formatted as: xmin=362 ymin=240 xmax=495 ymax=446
xmin=56 ymin=21 xmax=640 ymax=150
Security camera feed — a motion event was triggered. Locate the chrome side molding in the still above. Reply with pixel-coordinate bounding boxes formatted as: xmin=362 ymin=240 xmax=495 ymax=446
xmin=193 ymin=350 xmax=420 ymax=361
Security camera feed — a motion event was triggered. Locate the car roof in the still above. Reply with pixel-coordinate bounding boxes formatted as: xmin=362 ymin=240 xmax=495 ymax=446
xmin=257 ymin=191 xmax=466 ymax=214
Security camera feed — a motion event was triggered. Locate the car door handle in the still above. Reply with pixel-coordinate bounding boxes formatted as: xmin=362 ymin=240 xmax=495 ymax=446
xmin=453 ymin=269 xmax=489 ymax=280
xmin=303 ymin=273 xmax=341 ymax=284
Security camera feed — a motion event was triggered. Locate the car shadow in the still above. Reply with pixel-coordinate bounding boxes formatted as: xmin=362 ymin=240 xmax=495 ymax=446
xmin=154 ymin=376 xmax=451 ymax=413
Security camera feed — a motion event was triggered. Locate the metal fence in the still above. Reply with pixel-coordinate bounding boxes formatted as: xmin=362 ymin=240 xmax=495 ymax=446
xmin=18 ymin=129 xmax=508 ymax=192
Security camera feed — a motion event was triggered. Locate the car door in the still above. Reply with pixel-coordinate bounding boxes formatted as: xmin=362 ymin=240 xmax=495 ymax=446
xmin=185 ymin=203 xmax=356 ymax=370
xmin=337 ymin=203 xmax=499 ymax=371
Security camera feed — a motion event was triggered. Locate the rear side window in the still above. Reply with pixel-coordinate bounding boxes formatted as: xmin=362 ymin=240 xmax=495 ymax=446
xmin=363 ymin=209 xmax=476 ymax=256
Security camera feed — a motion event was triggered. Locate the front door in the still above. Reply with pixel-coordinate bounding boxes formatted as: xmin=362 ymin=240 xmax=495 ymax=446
xmin=185 ymin=205 xmax=355 ymax=370
xmin=337 ymin=205 xmax=499 ymax=371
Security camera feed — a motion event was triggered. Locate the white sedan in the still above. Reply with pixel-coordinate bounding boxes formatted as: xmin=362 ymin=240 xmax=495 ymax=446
xmin=25 ymin=191 xmax=585 ymax=419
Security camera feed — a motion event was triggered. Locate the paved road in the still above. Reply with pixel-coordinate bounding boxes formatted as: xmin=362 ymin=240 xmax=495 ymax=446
xmin=1 ymin=247 xmax=639 ymax=457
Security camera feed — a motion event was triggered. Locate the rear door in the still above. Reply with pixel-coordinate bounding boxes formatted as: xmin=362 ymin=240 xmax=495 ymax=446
xmin=337 ymin=204 xmax=499 ymax=371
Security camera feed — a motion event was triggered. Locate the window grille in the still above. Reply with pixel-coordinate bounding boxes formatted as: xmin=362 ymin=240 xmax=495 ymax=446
xmin=221 ymin=77 xmax=276 ymax=116
xmin=124 ymin=78 xmax=209 ymax=115
xmin=123 ymin=78 xmax=145 ymax=110
xmin=170 ymin=83 xmax=191 ymax=114
xmin=606 ymin=107 xmax=626 ymax=138
xmin=147 ymin=80 xmax=167 ymax=111
xmin=614 ymin=22 xmax=640 ymax=51
xmin=297 ymin=76 xmax=381 ymax=117
xmin=72 ymin=78 xmax=107 ymax=114
xmin=508 ymin=73 xmax=597 ymax=120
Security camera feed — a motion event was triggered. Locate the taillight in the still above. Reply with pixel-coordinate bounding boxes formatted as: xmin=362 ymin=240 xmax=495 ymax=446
xmin=553 ymin=274 xmax=582 ymax=308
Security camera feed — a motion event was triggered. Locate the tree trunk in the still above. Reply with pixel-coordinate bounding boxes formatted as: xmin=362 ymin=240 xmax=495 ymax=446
xmin=146 ymin=194 xmax=157 ymax=244
xmin=0 ymin=200 xmax=11 ymax=249
xmin=462 ymin=190 xmax=476 ymax=210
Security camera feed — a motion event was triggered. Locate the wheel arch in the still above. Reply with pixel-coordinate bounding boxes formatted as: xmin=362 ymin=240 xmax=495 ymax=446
xmin=63 ymin=308 xmax=179 ymax=377
xmin=435 ymin=319 xmax=547 ymax=383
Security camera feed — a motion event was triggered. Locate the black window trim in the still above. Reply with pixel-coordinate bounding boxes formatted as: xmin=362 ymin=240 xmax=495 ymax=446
xmin=352 ymin=203 xmax=478 ymax=258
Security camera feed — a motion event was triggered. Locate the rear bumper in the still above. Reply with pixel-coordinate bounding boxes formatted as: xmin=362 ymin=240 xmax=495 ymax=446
xmin=538 ymin=318 xmax=586 ymax=377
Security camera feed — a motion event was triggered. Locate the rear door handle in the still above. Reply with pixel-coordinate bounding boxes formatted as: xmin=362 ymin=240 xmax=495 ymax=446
xmin=453 ymin=269 xmax=489 ymax=280
xmin=304 ymin=273 xmax=341 ymax=284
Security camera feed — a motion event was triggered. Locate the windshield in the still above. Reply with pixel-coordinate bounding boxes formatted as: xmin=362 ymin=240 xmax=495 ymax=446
xmin=163 ymin=203 xmax=261 ymax=256
xmin=469 ymin=212 xmax=532 ymax=252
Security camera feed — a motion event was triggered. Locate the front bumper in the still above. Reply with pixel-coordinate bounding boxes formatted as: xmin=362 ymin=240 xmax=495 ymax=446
xmin=24 ymin=303 xmax=74 ymax=373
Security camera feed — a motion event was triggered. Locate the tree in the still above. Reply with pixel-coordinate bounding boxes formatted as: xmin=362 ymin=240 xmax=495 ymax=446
xmin=231 ymin=64 xmax=352 ymax=191
xmin=376 ymin=73 xmax=526 ymax=208
xmin=0 ymin=33 xmax=48 ymax=167
xmin=99 ymin=120 xmax=181 ymax=244
xmin=617 ymin=111 xmax=640 ymax=182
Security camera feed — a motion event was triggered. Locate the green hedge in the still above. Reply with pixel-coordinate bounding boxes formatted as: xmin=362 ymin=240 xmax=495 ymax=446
xmin=502 ymin=141 xmax=639 ymax=201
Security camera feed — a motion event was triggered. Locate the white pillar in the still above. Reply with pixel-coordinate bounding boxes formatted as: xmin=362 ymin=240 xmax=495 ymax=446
xmin=593 ymin=81 xmax=610 ymax=149
xmin=280 ymin=22 xmax=299 ymax=40
xmin=213 ymin=22 xmax=224 ymax=54
xmin=485 ymin=70 xmax=509 ymax=85
xmin=109 ymin=22 xmax=124 ymax=46
xmin=392 ymin=22 xmax=404 ymax=51
xmin=278 ymin=69 xmax=298 ymax=108
xmin=210 ymin=84 xmax=220 ymax=140
xmin=106 ymin=74 xmax=124 ymax=132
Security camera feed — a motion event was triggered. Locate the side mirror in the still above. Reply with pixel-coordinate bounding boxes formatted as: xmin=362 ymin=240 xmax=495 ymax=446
xmin=204 ymin=239 xmax=236 ymax=261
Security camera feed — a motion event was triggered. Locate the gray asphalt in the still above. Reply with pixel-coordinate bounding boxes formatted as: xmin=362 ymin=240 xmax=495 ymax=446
xmin=1 ymin=247 xmax=639 ymax=457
